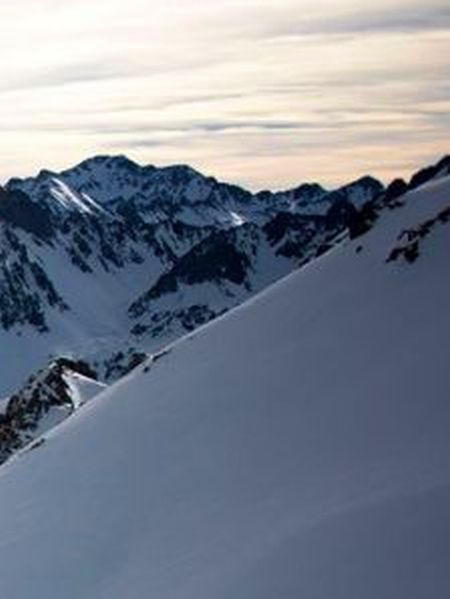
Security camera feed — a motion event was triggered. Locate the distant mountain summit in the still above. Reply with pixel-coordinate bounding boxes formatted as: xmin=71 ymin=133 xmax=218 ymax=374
xmin=5 ymin=155 xmax=383 ymax=225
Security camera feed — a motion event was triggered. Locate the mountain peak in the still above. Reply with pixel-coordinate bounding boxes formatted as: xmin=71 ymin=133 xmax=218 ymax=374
xmin=65 ymin=154 xmax=145 ymax=175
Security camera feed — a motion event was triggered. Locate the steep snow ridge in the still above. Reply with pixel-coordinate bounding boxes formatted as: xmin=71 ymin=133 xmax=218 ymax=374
xmin=0 ymin=175 xmax=447 ymax=597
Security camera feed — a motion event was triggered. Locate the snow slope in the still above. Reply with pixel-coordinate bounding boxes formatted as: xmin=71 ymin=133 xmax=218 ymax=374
xmin=0 ymin=175 xmax=448 ymax=598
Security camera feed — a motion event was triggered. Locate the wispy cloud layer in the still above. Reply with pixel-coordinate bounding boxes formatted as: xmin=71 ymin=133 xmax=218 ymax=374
xmin=268 ymin=6 xmax=450 ymax=38
xmin=0 ymin=0 xmax=448 ymax=188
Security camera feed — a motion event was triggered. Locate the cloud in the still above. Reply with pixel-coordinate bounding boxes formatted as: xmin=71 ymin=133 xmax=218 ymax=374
xmin=267 ymin=6 xmax=450 ymax=39
xmin=0 ymin=0 xmax=448 ymax=190
xmin=0 ymin=62 xmax=136 ymax=94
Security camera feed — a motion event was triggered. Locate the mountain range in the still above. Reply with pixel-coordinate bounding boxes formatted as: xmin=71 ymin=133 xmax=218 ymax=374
xmin=0 ymin=155 xmax=387 ymax=396
xmin=0 ymin=153 xmax=447 ymax=464
xmin=0 ymin=152 xmax=448 ymax=597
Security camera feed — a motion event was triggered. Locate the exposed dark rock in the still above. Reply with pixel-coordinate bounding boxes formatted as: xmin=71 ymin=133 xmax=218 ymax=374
xmin=0 ymin=187 xmax=54 ymax=240
xmin=102 ymin=351 xmax=148 ymax=381
xmin=383 ymin=179 xmax=409 ymax=205
xmin=129 ymin=228 xmax=252 ymax=318
xmin=0 ymin=358 xmax=99 ymax=465
xmin=409 ymin=155 xmax=450 ymax=190
xmin=386 ymin=205 xmax=450 ymax=264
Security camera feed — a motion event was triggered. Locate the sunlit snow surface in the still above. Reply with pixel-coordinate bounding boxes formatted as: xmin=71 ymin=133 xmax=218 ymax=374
xmin=0 ymin=177 xmax=448 ymax=598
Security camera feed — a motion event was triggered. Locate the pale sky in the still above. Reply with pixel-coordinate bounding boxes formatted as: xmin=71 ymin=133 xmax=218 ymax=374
xmin=0 ymin=0 xmax=449 ymax=190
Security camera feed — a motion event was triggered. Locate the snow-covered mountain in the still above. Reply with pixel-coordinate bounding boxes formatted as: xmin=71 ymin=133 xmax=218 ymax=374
xmin=0 ymin=155 xmax=384 ymax=394
xmin=0 ymin=358 xmax=104 ymax=465
xmin=127 ymin=215 xmax=342 ymax=342
xmin=6 ymin=155 xmax=383 ymax=226
xmin=0 ymin=166 xmax=447 ymax=598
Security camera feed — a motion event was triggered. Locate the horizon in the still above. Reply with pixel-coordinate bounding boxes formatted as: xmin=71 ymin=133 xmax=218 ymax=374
xmin=1 ymin=151 xmax=448 ymax=194
xmin=0 ymin=0 xmax=449 ymax=190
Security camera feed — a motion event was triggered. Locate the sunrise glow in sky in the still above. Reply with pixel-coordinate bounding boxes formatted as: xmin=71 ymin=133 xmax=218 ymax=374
xmin=1 ymin=0 xmax=449 ymax=189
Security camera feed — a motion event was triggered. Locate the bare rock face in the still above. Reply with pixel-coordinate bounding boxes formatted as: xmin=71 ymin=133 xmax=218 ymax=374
xmin=0 ymin=359 xmax=101 ymax=465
